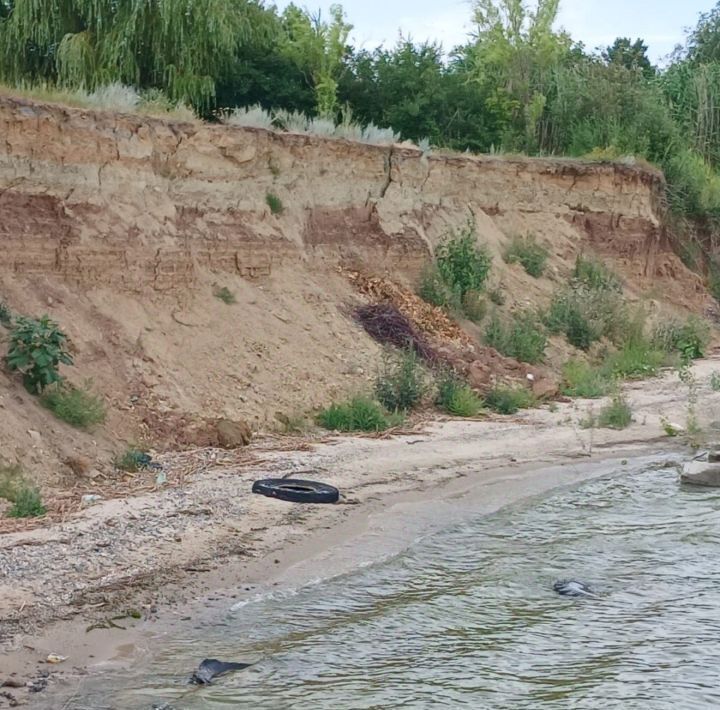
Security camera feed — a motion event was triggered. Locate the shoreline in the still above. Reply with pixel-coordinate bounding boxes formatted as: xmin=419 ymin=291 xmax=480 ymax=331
xmin=2 ymin=359 xmax=720 ymax=704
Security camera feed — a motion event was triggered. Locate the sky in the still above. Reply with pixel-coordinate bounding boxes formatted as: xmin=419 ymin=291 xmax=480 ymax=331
xmin=272 ymin=0 xmax=715 ymax=62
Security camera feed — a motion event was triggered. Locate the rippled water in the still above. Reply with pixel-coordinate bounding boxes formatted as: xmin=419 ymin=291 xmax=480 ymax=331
xmin=70 ymin=463 xmax=720 ymax=709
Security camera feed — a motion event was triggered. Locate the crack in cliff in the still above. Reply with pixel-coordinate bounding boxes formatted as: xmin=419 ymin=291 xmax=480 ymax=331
xmin=379 ymin=146 xmax=394 ymax=199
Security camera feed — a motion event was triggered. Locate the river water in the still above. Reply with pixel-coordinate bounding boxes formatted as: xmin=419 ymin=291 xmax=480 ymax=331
xmin=68 ymin=459 xmax=720 ymax=709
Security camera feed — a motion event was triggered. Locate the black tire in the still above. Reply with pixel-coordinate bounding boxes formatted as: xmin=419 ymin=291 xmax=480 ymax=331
xmin=251 ymin=478 xmax=339 ymax=504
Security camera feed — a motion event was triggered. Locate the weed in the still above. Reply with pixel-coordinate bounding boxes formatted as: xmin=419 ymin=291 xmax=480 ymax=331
xmin=484 ymin=310 xmax=547 ymax=364
xmin=597 ymin=395 xmax=633 ymax=429
xmin=0 ymin=463 xmax=24 ymax=502
xmin=0 ymin=301 xmax=11 ymax=327
xmin=114 ymin=447 xmax=151 ymax=473
xmin=6 ymin=315 xmax=73 ymax=393
xmin=503 ymin=235 xmax=550 ymax=278
xmin=561 ymin=359 xmax=613 ymax=398
xmin=8 ymin=486 xmax=46 ymax=518
xmin=435 ymin=222 xmax=492 ymax=298
xmin=484 ymin=385 xmax=534 ymax=415
xmin=435 ymin=371 xmax=483 ymax=417
xmin=711 ymin=371 xmax=720 ymax=391
xmin=652 ymin=316 xmax=709 ymax=362
xmin=461 ymin=290 xmax=487 ymax=323
xmin=604 ymin=339 xmax=666 ymax=379
xmin=213 ymin=285 xmax=236 ymax=305
xmin=375 ymin=349 xmax=428 ymax=412
xmin=679 ymin=365 xmax=701 ymax=436
xmin=40 ymin=382 xmax=106 ymax=429
xmin=317 ymin=396 xmax=396 ymax=432
xmin=266 ymin=192 xmax=284 ymax=215
xmin=573 ymin=254 xmax=622 ymax=292
xmin=223 ymin=104 xmax=275 ymax=129
xmin=418 ymin=265 xmax=459 ymax=310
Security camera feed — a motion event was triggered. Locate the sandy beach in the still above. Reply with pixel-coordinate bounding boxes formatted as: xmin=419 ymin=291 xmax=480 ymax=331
xmin=1 ymin=358 xmax=719 ymax=705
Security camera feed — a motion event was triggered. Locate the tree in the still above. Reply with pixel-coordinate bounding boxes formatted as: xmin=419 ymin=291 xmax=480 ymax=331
xmin=686 ymin=2 xmax=720 ymax=63
xmin=603 ymin=37 xmax=654 ymax=77
xmin=0 ymin=0 xmax=268 ymax=108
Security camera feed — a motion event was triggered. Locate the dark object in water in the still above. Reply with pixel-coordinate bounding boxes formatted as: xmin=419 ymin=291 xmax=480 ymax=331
xmin=190 ymin=659 xmax=253 ymax=685
xmin=553 ymin=579 xmax=594 ymax=597
xmin=252 ymin=478 xmax=340 ymax=504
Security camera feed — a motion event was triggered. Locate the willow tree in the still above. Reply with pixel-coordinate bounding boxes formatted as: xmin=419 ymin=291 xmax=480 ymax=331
xmin=0 ymin=0 xmax=265 ymax=107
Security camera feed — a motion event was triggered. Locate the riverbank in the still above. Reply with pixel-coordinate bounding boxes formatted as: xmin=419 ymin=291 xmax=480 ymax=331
xmin=1 ymin=358 xmax=720 ymax=705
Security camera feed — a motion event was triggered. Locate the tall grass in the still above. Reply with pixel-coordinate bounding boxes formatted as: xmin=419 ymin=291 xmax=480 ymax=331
xmin=503 ymin=235 xmax=550 ymax=277
xmin=374 ymin=349 xmax=428 ymax=412
xmin=435 ymin=371 xmax=483 ymax=417
xmin=317 ymin=397 xmax=398 ymax=432
xmin=485 ymin=311 xmax=547 ymax=364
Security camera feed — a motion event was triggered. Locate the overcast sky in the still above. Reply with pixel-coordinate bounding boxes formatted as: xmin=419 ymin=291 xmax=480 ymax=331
xmin=272 ymin=0 xmax=714 ymax=62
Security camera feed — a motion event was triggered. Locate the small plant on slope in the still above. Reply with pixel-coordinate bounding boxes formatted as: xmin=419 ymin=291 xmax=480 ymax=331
xmin=266 ymin=192 xmax=284 ymax=215
xmin=597 ymin=395 xmax=633 ymax=430
xmin=435 ymin=371 xmax=483 ymax=417
xmin=40 ymin=382 xmax=106 ymax=429
xmin=213 ymin=285 xmax=237 ymax=304
xmin=485 ymin=311 xmax=547 ymax=364
xmin=435 ymin=221 xmax=492 ymax=298
xmin=317 ymin=397 xmax=397 ymax=432
xmin=6 ymin=315 xmax=73 ymax=393
xmin=484 ymin=386 xmax=534 ymax=415
xmin=503 ymin=235 xmax=550 ymax=278
xmin=375 ymin=349 xmax=428 ymax=413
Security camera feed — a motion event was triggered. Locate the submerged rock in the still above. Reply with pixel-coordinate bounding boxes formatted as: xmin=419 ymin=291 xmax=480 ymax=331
xmin=681 ymin=461 xmax=720 ymax=487
xmin=190 ymin=659 xmax=253 ymax=685
xmin=553 ymin=579 xmax=594 ymax=597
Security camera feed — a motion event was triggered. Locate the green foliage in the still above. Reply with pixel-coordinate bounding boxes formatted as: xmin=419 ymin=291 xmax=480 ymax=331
xmin=266 ymin=192 xmax=284 ymax=215
xmin=604 ymin=339 xmax=666 ymax=379
xmin=484 ymin=310 xmax=547 ymax=364
xmin=317 ymin=396 xmax=396 ymax=432
xmin=561 ymin=360 xmax=613 ymax=398
xmin=435 ymin=371 xmax=483 ymax=417
xmin=418 ymin=265 xmax=460 ymax=310
xmin=573 ymin=255 xmax=622 ymax=292
xmin=374 ymin=349 xmax=428 ymax=412
xmin=503 ymin=234 xmax=550 ymax=277
xmin=435 ymin=222 xmax=492 ymax=298
xmin=0 ymin=463 xmax=46 ymax=518
xmin=114 ymin=447 xmax=151 ymax=473
xmin=214 ymin=286 xmax=237 ymax=305
xmin=0 ymin=300 xmax=10 ymax=327
xmin=6 ymin=315 xmax=73 ymax=394
xmin=40 ymin=382 xmax=105 ymax=429
xmin=597 ymin=395 xmax=633 ymax=429
xmin=484 ymin=385 xmax=534 ymax=415
xmin=652 ymin=316 xmax=710 ymax=362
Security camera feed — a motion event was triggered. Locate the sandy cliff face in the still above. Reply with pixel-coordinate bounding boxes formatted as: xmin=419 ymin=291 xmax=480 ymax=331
xmin=0 ymin=96 xmax=710 ymax=484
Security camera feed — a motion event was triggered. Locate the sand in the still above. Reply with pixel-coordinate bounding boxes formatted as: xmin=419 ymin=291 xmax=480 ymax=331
xmin=1 ymin=358 xmax=719 ymax=705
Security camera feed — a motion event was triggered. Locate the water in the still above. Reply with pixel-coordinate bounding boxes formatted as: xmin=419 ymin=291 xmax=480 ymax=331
xmin=70 ymin=463 xmax=720 ymax=709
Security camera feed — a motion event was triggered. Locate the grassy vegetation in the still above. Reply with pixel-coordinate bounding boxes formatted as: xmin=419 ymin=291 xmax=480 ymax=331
xmin=0 ymin=301 xmax=11 ymax=327
xmin=0 ymin=463 xmax=46 ymax=518
xmin=573 ymin=254 xmax=622 ymax=292
xmin=484 ymin=310 xmax=547 ymax=364
xmin=317 ymin=397 xmax=399 ymax=432
xmin=503 ymin=235 xmax=550 ymax=278
xmin=435 ymin=371 xmax=483 ymax=417
xmin=561 ymin=359 xmax=614 ymax=398
xmin=40 ymin=383 xmax=106 ymax=429
xmin=266 ymin=191 xmax=284 ymax=215
xmin=375 ymin=349 xmax=428 ymax=413
xmin=114 ymin=447 xmax=151 ymax=473
xmin=213 ymin=285 xmax=237 ymax=304
xmin=460 ymin=290 xmax=487 ymax=323
xmin=652 ymin=316 xmax=710 ymax=362
xmin=484 ymin=385 xmax=534 ymax=415
xmin=597 ymin=395 xmax=633 ymax=430
xmin=418 ymin=265 xmax=460 ymax=310
xmin=603 ymin=339 xmax=666 ymax=379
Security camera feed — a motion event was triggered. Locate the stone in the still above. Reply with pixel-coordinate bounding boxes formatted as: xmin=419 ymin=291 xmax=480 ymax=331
xmin=215 ymin=418 xmax=252 ymax=449
xmin=680 ymin=461 xmax=720 ymax=487
xmin=532 ymin=377 xmax=559 ymax=400
xmin=708 ymin=449 xmax=720 ymax=463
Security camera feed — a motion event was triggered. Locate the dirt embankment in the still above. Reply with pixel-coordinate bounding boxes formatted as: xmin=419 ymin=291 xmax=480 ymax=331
xmin=0 ymin=96 xmax=711 ymax=490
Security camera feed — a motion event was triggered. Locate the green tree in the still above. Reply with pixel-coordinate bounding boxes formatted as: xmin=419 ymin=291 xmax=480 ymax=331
xmin=603 ymin=37 xmax=654 ymax=77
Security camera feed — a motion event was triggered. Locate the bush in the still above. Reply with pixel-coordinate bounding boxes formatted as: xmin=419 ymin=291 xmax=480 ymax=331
xmin=561 ymin=360 xmax=613 ymax=398
xmin=503 ymin=235 xmax=550 ymax=277
xmin=435 ymin=371 xmax=483 ymax=417
xmin=317 ymin=397 xmax=396 ymax=432
xmin=573 ymin=254 xmax=622 ymax=292
xmin=266 ymin=192 xmax=284 ymax=215
xmin=114 ymin=447 xmax=151 ymax=472
xmin=484 ymin=386 xmax=534 ymax=414
xmin=213 ymin=285 xmax=236 ymax=304
xmin=461 ymin=290 xmax=487 ymax=322
xmin=435 ymin=222 xmax=492 ymax=298
xmin=604 ymin=339 xmax=666 ymax=379
xmin=40 ymin=383 xmax=106 ymax=429
xmin=375 ymin=349 xmax=428 ymax=412
xmin=417 ymin=265 xmax=459 ymax=310
xmin=6 ymin=315 xmax=73 ymax=394
xmin=8 ymin=486 xmax=46 ymax=518
xmin=484 ymin=311 xmax=547 ymax=364
xmin=597 ymin=395 xmax=633 ymax=429
xmin=652 ymin=316 xmax=709 ymax=362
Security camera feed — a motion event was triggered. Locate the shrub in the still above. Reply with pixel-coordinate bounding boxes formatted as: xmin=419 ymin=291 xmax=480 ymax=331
xmin=435 ymin=371 xmax=483 ymax=417
xmin=461 ymin=290 xmax=487 ymax=323
xmin=40 ymin=383 xmax=106 ymax=429
xmin=435 ymin=222 xmax=492 ymax=298
xmin=573 ymin=254 xmax=622 ymax=292
xmin=604 ymin=339 xmax=666 ymax=379
xmin=223 ymin=105 xmax=275 ymax=129
xmin=114 ymin=447 xmax=151 ymax=473
xmin=213 ymin=285 xmax=236 ymax=304
xmin=317 ymin=397 xmax=395 ymax=432
xmin=6 ymin=315 xmax=73 ymax=393
xmin=597 ymin=395 xmax=633 ymax=429
xmin=266 ymin=192 xmax=284 ymax=215
xmin=418 ymin=265 xmax=459 ymax=310
xmin=561 ymin=360 xmax=613 ymax=398
xmin=484 ymin=386 xmax=534 ymax=414
xmin=652 ymin=316 xmax=709 ymax=362
xmin=503 ymin=235 xmax=550 ymax=277
xmin=8 ymin=486 xmax=46 ymax=518
xmin=375 ymin=349 xmax=428 ymax=412
xmin=484 ymin=311 xmax=547 ymax=364
xmin=0 ymin=301 xmax=11 ymax=327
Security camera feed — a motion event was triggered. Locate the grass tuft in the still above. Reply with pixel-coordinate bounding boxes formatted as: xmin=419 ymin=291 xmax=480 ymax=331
xmin=0 ymin=463 xmax=46 ymax=518
xmin=503 ymin=235 xmax=550 ymax=277
xmin=114 ymin=447 xmax=151 ymax=472
xmin=435 ymin=371 xmax=483 ymax=417
xmin=266 ymin=192 xmax=284 ymax=215
xmin=375 ymin=349 xmax=428 ymax=413
xmin=317 ymin=397 xmax=398 ymax=432
xmin=213 ymin=285 xmax=236 ymax=304
xmin=561 ymin=359 xmax=613 ymax=398
xmin=485 ymin=310 xmax=547 ymax=364
xmin=40 ymin=383 xmax=106 ymax=429
xmin=597 ymin=395 xmax=633 ymax=429
xmin=484 ymin=385 xmax=534 ymax=415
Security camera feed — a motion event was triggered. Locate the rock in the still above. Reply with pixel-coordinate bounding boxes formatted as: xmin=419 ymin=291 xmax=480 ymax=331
xmin=80 ymin=494 xmax=103 ymax=508
xmin=64 ymin=455 xmax=92 ymax=476
xmin=466 ymin=360 xmax=492 ymax=390
xmin=532 ymin=377 xmax=559 ymax=400
xmin=46 ymin=654 xmax=66 ymax=664
xmin=27 ymin=430 xmax=41 ymax=445
xmin=680 ymin=461 xmax=720 ymax=487
xmin=708 ymin=449 xmax=720 ymax=463
xmin=215 ymin=419 xmax=252 ymax=449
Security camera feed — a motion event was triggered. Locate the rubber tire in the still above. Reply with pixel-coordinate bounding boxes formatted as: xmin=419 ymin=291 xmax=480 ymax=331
xmin=251 ymin=478 xmax=339 ymax=504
